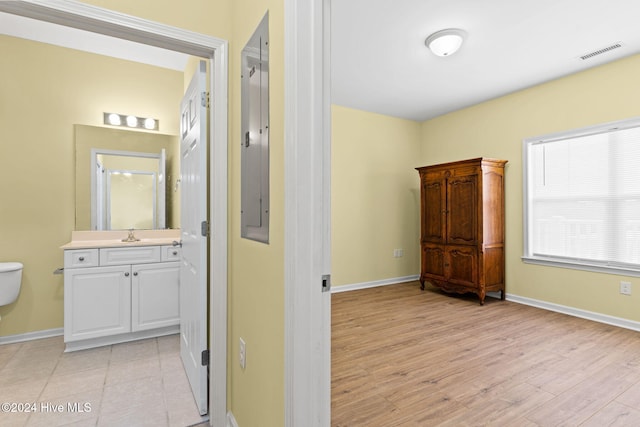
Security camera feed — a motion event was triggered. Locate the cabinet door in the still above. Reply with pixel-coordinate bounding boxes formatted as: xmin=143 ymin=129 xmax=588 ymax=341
xmin=131 ymin=262 xmax=180 ymax=332
xmin=446 ymin=245 xmax=478 ymax=288
xmin=421 ymin=176 xmax=446 ymax=243
xmin=447 ymin=174 xmax=478 ymax=245
xmin=421 ymin=243 xmax=446 ymax=281
xmin=64 ymin=265 xmax=131 ymax=342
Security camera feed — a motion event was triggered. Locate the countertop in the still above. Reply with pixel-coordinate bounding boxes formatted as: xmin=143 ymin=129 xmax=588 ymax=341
xmin=61 ymin=230 xmax=181 ymax=250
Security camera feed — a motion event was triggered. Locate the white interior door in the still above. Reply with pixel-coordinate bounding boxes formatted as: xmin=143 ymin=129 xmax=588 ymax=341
xmin=96 ymin=161 xmax=105 ymax=230
xmin=180 ymin=61 xmax=208 ymax=415
xmin=158 ymin=148 xmax=166 ymax=229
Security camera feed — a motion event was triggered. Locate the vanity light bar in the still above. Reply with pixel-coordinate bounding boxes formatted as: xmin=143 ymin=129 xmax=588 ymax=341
xmin=103 ymin=112 xmax=159 ymax=131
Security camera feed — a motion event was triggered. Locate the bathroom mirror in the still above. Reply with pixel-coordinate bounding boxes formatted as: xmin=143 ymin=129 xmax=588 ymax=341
xmin=75 ymin=124 xmax=180 ymax=230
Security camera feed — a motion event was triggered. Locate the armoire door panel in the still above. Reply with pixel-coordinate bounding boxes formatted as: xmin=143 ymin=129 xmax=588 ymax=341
xmin=422 ymin=244 xmax=446 ymax=280
xmin=446 ymin=246 xmax=477 ymax=288
xmin=447 ymin=175 xmax=478 ymax=245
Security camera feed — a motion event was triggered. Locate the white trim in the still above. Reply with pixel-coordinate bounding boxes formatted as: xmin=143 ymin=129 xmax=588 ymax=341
xmin=0 ymin=0 xmax=221 ymax=57
xmin=523 ymin=116 xmax=640 ymax=145
xmin=0 ymin=2 xmax=228 ymax=426
xmin=210 ymin=35 xmax=229 ymax=427
xmin=227 ymin=411 xmax=239 ymax=427
xmin=284 ymin=0 xmax=331 ymax=425
xmin=506 ymin=293 xmax=640 ymax=332
xmin=522 ymin=256 xmax=640 ymax=278
xmin=331 ymin=275 xmax=420 ymax=293
xmin=64 ymin=326 xmax=179 ymax=352
xmin=0 ymin=327 xmax=63 ymax=345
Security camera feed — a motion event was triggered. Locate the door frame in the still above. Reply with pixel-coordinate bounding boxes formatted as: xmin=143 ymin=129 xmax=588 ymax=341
xmin=284 ymin=0 xmax=332 ymax=425
xmin=0 ymin=1 xmax=228 ymax=425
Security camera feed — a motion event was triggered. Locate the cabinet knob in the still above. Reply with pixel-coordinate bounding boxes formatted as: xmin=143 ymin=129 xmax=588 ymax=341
xmin=124 ymin=272 xmax=130 ymax=277
xmin=172 ymin=251 xmax=178 ymax=256
xmin=133 ymin=272 xmax=138 ymax=276
xmin=79 ymin=256 xmax=85 ymax=261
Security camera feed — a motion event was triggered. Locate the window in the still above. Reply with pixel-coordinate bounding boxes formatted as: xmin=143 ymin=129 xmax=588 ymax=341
xmin=523 ymin=117 xmax=640 ymax=276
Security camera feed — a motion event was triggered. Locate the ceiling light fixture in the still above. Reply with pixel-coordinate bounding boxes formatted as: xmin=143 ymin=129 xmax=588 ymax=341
xmin=103 ymin=112 xmax=159 ymax=131
xmin=425 ymin=28 xmax=466 ymax=57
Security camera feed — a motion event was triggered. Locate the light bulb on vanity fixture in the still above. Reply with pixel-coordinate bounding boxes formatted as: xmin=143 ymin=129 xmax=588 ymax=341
xmin=107 ymin=113 xmax=121 ymax=126
xmin=126 ymin=115 xmax=138 ymax=127
xmin=144 ymin=118 xmax=156 ymax=130
xmin=425 ymin=28 xmax=466 ymax=57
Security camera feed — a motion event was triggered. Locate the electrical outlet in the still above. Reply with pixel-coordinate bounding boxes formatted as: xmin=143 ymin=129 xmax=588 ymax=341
xmin=239 ymin=337 xmax=246 ymax=369
xmin=620 ymin=281 xmax=632 ymax=296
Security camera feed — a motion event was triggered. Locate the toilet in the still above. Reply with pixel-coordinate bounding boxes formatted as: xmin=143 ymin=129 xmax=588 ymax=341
xmin=0 ymin=262 xmax=23 ymax=307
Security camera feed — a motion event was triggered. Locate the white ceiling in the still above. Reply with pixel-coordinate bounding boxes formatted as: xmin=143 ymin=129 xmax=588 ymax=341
xmin=3 ymin=1 xmax=640 ymax=123
xmin=331 ymin=0 xmax=640 ymax=121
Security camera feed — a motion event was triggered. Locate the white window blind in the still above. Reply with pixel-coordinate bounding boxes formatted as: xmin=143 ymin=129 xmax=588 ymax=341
xmin=523 ymin=118 xmax=640 ymax=275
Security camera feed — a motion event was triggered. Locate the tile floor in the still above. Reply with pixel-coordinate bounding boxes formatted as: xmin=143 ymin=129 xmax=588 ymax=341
xmin=0 ymin=334 xmax=208 ymax=427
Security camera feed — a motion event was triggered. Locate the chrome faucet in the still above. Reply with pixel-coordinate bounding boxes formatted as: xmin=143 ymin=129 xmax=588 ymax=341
xmin=122 ymin=229 xmax=140 ymax=242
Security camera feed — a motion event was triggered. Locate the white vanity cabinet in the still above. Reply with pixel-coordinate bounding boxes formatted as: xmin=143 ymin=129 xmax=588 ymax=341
xmin=131 ymin=262 xmax=180 ymax=332
xmin=63 ymin=245 xmax=180 ymax=351
xmin=64 ymin=264 xmax=132 ymax=341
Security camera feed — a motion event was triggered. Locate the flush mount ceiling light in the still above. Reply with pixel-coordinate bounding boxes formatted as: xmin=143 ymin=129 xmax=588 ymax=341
xmin=425 ymin=28 xmax=466 ymax=57
xmin=103 ymin=112 xmax=159 ymax=131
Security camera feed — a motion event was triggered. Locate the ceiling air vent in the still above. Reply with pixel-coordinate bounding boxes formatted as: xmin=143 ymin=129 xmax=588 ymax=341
xmin=580 ymin=43 xmax=622 ymax=60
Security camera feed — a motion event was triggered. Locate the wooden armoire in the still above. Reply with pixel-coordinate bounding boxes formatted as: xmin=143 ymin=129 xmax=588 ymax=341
xmin=416 ymin=158 xmax=507 ymax=305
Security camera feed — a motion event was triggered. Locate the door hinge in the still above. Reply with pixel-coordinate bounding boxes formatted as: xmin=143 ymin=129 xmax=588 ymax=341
xmin=201 ymin=220 xmax=209 ymax=237
xmin=201 ymin=349 xmax=210 ymax=366
xmin=322 ymin=274 xmax=331 ymax=293
xmin=201 ymin=91 xmax=210 ymax=108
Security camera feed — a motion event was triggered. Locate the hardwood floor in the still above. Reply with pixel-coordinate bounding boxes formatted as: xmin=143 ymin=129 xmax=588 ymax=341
xmin=332 ymin=281 xmax=640 ymax=426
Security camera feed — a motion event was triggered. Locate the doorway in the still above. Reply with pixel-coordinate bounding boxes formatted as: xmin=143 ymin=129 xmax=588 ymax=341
xmin=0 ymin=2 xmax=228 ymax=425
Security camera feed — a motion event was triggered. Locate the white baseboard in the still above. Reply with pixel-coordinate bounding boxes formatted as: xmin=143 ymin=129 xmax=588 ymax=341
xmin=64 ymin=325 xmax=179 ymax=352
xmin=506 ymin=293 xmax=640 ymax=332
xmin=227 ymin=411 xmax=239 ymax=427
xmin=331 ymin=275 xmax=420 ymax=293
xmin=0 ymin=327 xmax=64 ymax=345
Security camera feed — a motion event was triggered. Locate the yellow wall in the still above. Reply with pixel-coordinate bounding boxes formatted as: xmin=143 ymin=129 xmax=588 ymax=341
xmin=0 ymin=36 xmax=183 ymax=336
xmin=331 ymin=105 xmax=422 ymax=286
xmin=420 ymin=54 xmax=640 ymax=320
xmin=228 ymin=5 xmax=285 ymax=427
